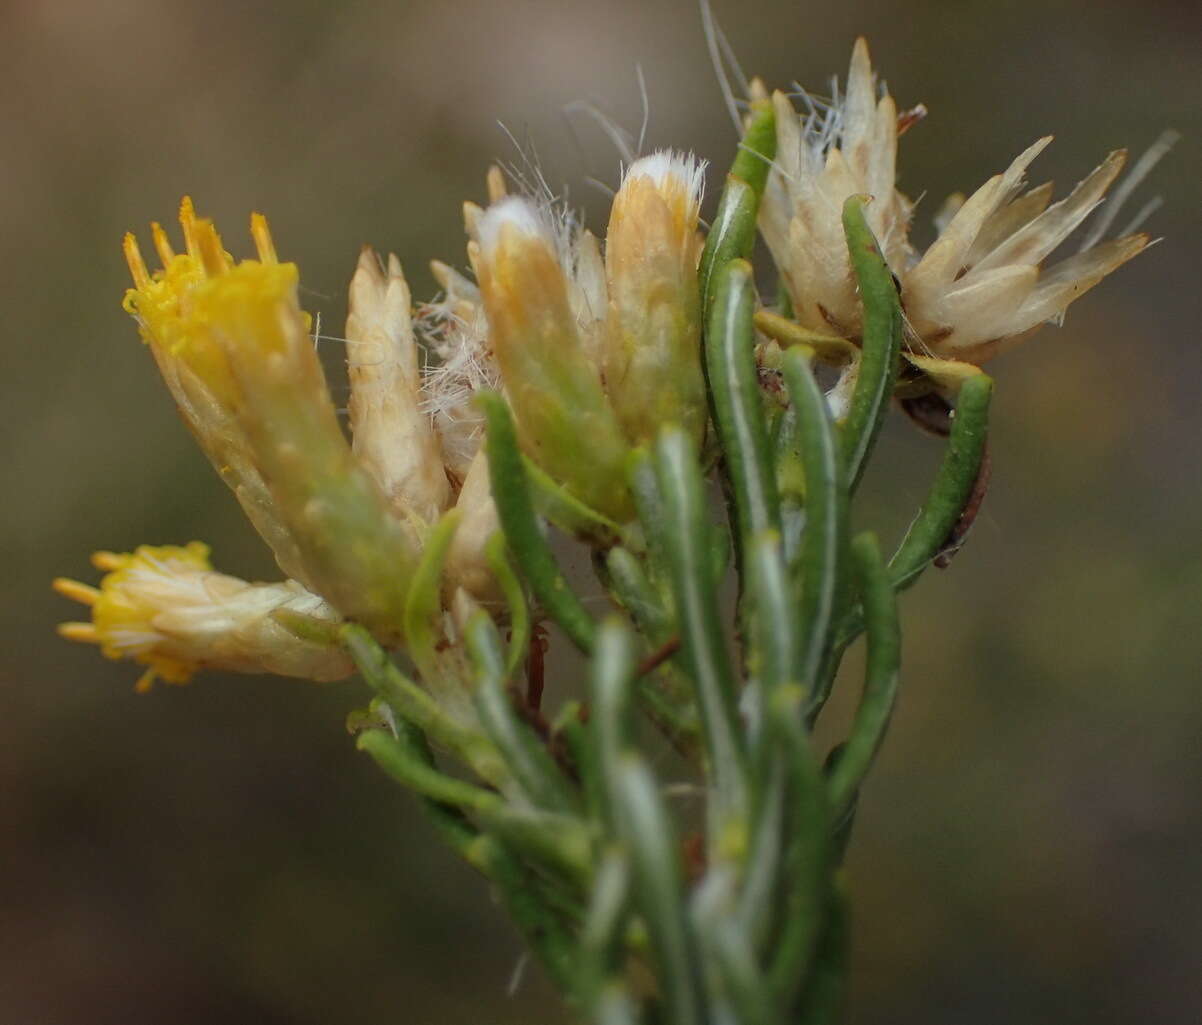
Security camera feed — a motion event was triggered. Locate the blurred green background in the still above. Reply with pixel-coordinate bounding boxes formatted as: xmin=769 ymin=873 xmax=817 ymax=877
xmin=5 ymin=0 xmax=1200 ymax=1021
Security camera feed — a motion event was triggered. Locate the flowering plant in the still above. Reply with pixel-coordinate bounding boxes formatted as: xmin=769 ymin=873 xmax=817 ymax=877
xmin=54 ymin=35 xmax=1166 ymax=1025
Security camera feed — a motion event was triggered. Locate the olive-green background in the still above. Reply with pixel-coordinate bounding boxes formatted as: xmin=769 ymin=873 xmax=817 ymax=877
xmin=4 ymin=0 xmax=1200 ymax=1021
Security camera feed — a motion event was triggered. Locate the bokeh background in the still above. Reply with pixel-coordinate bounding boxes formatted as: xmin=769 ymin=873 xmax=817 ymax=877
xmin=4 ymin=0 xmax=1200 ymax=1021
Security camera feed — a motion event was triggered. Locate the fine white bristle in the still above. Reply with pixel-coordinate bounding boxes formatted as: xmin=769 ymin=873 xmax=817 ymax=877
xmin=475 ymin=196 xmax=554 ymax=258
xmin=622 ymin=150 xmax=707 ymax=205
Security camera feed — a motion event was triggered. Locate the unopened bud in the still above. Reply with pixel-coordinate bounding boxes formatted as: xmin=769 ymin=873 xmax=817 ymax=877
xmin=346 ymin=247 xmax=450 ymax=525
xmin=473 ymin=197 xmax=632 ymax=520
xmin=604 ymin=151 xmax=707 ymax=446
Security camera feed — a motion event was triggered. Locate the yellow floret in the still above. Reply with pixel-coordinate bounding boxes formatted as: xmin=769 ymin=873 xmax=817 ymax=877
xmin=121 ymin=198 xmax=308 ymax=407
xmin=55 ymin=543 xmax=213 ymax=691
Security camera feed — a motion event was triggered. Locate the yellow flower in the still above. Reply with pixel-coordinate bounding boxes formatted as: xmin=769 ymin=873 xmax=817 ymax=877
xmin=761 ymin=38 xmax=1170 ymax=364
xmin=54 ymin=544 xmax=352 ymax=692
xmin=121 ymin=200 xmax=313 ymax=586
xmin=122 ymin=201 xmax=421 ymax=639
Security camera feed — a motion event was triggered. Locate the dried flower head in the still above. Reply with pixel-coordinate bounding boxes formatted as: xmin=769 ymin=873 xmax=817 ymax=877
xmin=762 ymin=38 xmax=1170 ymax=364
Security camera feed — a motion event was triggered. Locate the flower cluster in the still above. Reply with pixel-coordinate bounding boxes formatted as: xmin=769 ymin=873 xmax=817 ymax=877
xmin=56 ymin=152 xmax=708 ymax=688
xmin=55 ymin=40 xmax=1161 ymax=694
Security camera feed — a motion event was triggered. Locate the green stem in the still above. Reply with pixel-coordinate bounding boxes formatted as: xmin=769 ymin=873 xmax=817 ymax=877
xmin=342 ymin=624 xmax=505 ymax=784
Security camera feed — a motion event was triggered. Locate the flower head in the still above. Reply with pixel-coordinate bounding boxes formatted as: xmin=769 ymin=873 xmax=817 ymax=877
xmin=605 ymin=152 xmax=707 ymax=445
xmin=471 ymin=193 xmax=633 ymax=520
xmin=122 ymin=202 xmax=423 ymax=638
xmin=762 ymin=38 xmax=1167 ymax=365
xmin=54 ymin=543 xmax=352 ymax=692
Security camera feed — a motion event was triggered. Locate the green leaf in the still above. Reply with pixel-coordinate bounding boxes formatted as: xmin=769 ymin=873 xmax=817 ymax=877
xmin=792 ymin=883 xmax=849 ymax=1025
xmin=402 ymin=507 xmax=462 ymax=679
xmin=840 ymin=195 xmax=903 ymax=491
xmin=603 ymin=546 xmax=673 ymax=643
xmin=731 ymin=103 xmax=777 ymax=198
xmin=746 ymin=530 xmax=797 ymax=761
xmin=891 ymin=373 xmax=994 ymax=589
xmin=653 ymin=427 xmax=748 ymax=822
xmin=767 ymin=685 xmax=832 ymax=1011
xmin=781 ymin=347 xmax=850 ymax=704
xmin=826 ymin=533 xmax=901 ymax=820
xmin=357 ymin=728 xmax=500 ymax=814
xmin=590 ymin=617 xmax=639 ymax=821
xmin=484 ymin=532 xmax=530 ymax=678
xmin=698 ymin=104 xmax=776 ymax=314
xmin=465 ymin=612 xmax=579 ymax=815
xmin=479 ymin=391 xmax=597 ymax=652
xmin=705 ymin=259 xmax=781 ymax=554
xmin=609 ymin=755 xmax=706 ymax=1025
xmin=578 ymin=849 xmax=633 ymax=1008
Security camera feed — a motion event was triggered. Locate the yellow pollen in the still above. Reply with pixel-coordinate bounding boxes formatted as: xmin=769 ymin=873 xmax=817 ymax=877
xmin=53 ymin=577 xmax=101 ymax=605
xmin=250 ymin=212 xmax=278 ymax=264
xmin=123 ymin=233 xmax=150 ymax=289
xmin=58 ymin=622 xmax=100 ymax=643
xmin=151 ymin=221 xmax=175 ymax=266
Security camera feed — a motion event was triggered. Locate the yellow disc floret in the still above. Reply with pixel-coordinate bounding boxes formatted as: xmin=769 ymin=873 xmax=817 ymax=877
xmin=56 ymin=543 xmax=215 ymax=692
xmin=121 ymin=198 xmax=308 ymax=408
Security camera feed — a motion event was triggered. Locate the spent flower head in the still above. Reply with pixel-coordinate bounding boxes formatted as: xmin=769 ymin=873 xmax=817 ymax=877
xmin=761 ymin=38 xmax=1170 ymax=366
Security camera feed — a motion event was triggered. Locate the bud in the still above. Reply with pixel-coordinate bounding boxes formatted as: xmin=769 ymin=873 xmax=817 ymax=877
xmin=473 ymin=197 xmax=632 ymax=520
xmin=442 ymin=449 xmax=500 ymax=601
xmin=346 ymin=247 xmax=450 ymax=524
xmin=54 ymin=543 xmax=352 ymax=692
xmin=604 ymin=151 xmax=707 ymax=445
